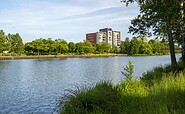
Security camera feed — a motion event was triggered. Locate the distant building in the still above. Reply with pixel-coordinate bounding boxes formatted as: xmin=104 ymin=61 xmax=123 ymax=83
xmin=86 ymin=28 xmax=121 ymax=48
xmin=86 ymin=33 xmax=97 ymax=44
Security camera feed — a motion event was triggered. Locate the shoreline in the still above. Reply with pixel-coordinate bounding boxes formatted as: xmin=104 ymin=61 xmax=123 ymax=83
xmin=0 ymin=54 xmax=127 ymax=60
xmin=0 ymin=53 xmax=180 ymax=60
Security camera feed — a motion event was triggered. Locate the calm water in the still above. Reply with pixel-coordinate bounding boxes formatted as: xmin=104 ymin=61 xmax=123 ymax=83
xmin=0 ymin=55 xmax=181 ymax=114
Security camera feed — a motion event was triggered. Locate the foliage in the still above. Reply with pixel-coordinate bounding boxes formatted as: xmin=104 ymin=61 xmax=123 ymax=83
xmin=76 ymin=42 xmax=85 ymax=54
xmin=8 ymin=33 xmax=24 ymax=55
xmin=121 ymin=0 xmax=179 ymax=66
xmin=110 ymin=45 xmax=119 ymax=53
xmin=120 ymin=36 xmax=171 ymax=55
xmin=129 ymin=37 xmax=140 ymax=55
xmin=121 ymin=60 xmax=134 ymax=81
xmin=0 ymin=30 xmax=10 ymax=53
xmin=96 ymin=42 xmax=111 ymax=53
xmin=55 ymin=39 xmax=69 ymax=54
xmin=0 ymin=29 xmax=178 ymax=56
xmin=83 ymin=40 xmax=96 ymax=53
xmin=68 ymin=42 xmax=76 ymax=53
xmin=120 ymin=41 xmax=125 ymax=53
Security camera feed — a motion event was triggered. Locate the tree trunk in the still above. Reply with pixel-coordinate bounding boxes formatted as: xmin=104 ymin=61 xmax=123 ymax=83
xmin=166 ymin=18 xmax=177 ymax=67
xmin=179 ymin=0 xmax=185 ymax=65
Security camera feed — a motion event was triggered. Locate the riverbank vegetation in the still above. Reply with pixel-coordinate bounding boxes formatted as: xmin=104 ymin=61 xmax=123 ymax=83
xmin=0 ymin=29 xmax=180 ymax=57
xmin=60 ymin=61 xmax=185 ymax=114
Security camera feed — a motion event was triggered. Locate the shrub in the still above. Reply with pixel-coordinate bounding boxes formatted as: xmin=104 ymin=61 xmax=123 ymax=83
xmin=121 ymin=60 xmax=134 ymax=81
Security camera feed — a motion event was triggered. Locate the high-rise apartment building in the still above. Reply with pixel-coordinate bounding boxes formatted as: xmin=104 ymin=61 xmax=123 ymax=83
xmin=86 ymin=33 xmax=97 ymax=44
xmin=86 ymin=28 xmax=121 ymax=48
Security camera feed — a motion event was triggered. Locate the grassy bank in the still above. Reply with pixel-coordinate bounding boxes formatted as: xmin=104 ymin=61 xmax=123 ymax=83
xmin=60 ymin=62 xmax=185 ymax=114
xmin=0 ymin=53 xmax=127 ymax=60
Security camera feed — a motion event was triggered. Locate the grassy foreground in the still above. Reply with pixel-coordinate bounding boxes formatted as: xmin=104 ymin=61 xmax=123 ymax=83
xmin=60 ymin=62 xmax=185 ymax=114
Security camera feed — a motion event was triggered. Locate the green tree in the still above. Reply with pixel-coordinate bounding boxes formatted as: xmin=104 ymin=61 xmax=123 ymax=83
xmin=0 ymin=30 xmax=10 ymax=53
xmin=76 ymin=42 xmax=84 ymax=54
xmin=98 ymin=42 xmax=111 ymax=53
xmin=68 ymin=42 xmax=76 ymax=53
xmin=120 ymin=41 xmax=125 ymax=54
xmin=8 ymin=33 xmax=24 ymax=55
xmin=111 ymin=45 xmax=119 ymax=53
xmin=122 ymin=0 xmax=179 ymax=67
xmin=121 ymin=60 xmax=134 ymax=81
xmin=24 ymin=42 xmax=34 ymax=55
xmin=55 ymin=39 xmax=68 ymax=54
xmin=149 ymin=39 xmax=160 ymax=54
xmin=83 ymin=40 xmax=95 ymax=53
xmin=124 ymin=37 xmax=130 ymax=54
xmin=129 ymin=37 xmax=140 ymax=55
xmin=138 ymin=37 xmax=152 ymax=54
xmin=42 ymin=38 xmax=56 ymax=55
xmin=32 ymin=38 xmax=44 ymax=55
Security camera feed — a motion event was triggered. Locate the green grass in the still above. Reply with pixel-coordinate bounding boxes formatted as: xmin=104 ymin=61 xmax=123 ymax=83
xmin=141 ymin=61 xmax=184 ymax=85
xmin=60 ymin=61 xmax=185 ymax=114
xmin=60 ymin=81 xmax=123 ymax=114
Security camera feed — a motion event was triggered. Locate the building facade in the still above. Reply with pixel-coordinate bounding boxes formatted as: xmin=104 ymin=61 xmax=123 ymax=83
xmin=86 ymin=28 xmax=121 ymax=48
xmin=86 ymin=33 xmax=97 ymax=44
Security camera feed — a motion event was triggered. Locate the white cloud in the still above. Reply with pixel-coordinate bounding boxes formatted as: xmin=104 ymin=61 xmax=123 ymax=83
xmin=0 ymin=0 xmax=139 ymax=42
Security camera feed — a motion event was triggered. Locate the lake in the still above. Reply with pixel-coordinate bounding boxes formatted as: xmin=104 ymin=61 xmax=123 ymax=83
xmin=0 ymin=54 xmax=181 ymax=114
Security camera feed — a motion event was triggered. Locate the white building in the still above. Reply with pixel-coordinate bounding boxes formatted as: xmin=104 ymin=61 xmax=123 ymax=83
xmin=96 ymin=28 xmax=121 ymax=48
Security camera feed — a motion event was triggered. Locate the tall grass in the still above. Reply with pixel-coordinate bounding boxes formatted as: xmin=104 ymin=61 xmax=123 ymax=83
xmin=60 ymin=62 xmax=185 ymax=114
xmin=141 ymin=61 xmax=184 ymax=85
xmin=60 ymin=81 xmax=123 ymax=114
xmin=117 ymin=72 xmax=185 ymax=114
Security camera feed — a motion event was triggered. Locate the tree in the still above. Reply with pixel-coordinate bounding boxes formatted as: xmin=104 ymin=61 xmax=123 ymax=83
xmin=138 ymin=37 xmax=152 ymax=54
xmin=32 ymin=38 xmax=44 ymax=55
xmin=83 ymin=40 xmax=95 ymax=53
xmin=8 ymin=33 xmax=24 ymax=55
xmin=179 ymin=0 xmax=185 ymax=64
xmin=121 ymin=0 xmax=179 ymax=67
xmin=55 ymin=39 xmax=68 ymax=54
xmin=124 ymin=37 xmax=130 ymax=54
xmin=76 ymin=42 xmax=84 ymax=54
xmin=24 ymin=42 xmax=33 ymax=55
xmin=98 ymin=42 xmax=111 ymax=53
xmin=68 ymin=42 xmax=76 ymax=53
xmin=0 ymin=30 xmax=10 ymax=53
xmin=129 ymin=37 xmax=140 ymax=55
xmin=42 ymin=38 xmax=56 ymax=55
xmin=111 ymin=45 xmax=119 ymax=53
xmin=121 ymin=60 xmax=134 ymax=81
xmin=120 ymin=41 xmax=125 ymax=54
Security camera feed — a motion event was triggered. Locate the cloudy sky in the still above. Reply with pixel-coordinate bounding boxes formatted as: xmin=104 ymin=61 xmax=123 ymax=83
xmin=0 ymin=0 xmax=139 ymax=42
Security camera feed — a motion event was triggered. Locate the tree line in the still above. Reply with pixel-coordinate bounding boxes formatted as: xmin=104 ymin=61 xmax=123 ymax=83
xmin=24 ymin=38 xmax=115 ymax=55
xmin=120 ymin=37 xmax=174 ymax=55
xmin=0 ymin=29 xmax=176 ymax=56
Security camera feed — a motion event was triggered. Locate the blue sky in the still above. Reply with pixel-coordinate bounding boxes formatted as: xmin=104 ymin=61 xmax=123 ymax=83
xmin=0 ymin=0 xmax=139 ymax=42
